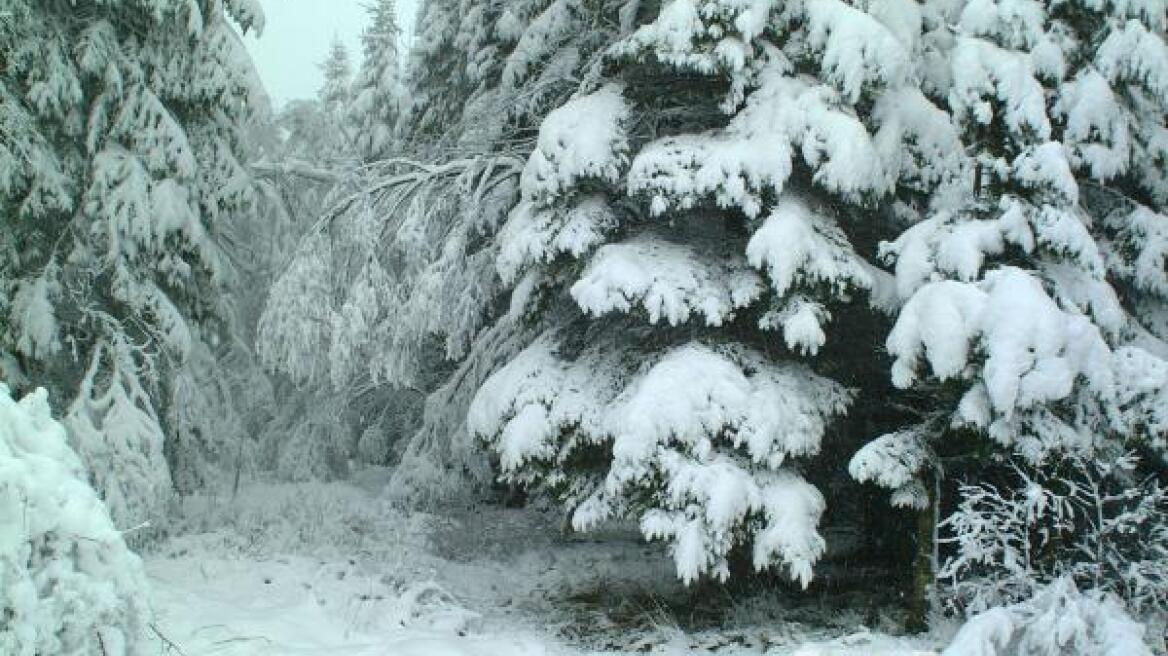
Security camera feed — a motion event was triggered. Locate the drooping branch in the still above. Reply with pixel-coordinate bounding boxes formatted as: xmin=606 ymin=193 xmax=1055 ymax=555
xmin=250 ymin=159 xmax=344 ymax=184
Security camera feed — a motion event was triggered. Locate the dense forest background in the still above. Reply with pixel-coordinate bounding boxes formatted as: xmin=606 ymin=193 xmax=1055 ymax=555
xmin=2 ymin=0 xmax=1168 ymax=654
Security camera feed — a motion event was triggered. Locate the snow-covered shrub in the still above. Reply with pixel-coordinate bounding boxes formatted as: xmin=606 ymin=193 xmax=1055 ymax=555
xmin=257 ymin=386 xmax=354 ymax=483
xmin=354 ymin=389 xmax=424 ymax=466
xmin=170 ymin=478 xmax=418 ymax=559
xmin=939 ymin=453 xmax=1168 ymax=618
xmin=943 ymin=577 xmax=1153 ymax=656
xmin=0 ymin=385 xmax=151 ymax=655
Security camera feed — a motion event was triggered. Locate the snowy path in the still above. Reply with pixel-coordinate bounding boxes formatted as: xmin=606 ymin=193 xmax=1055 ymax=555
xmin=144 ymin=479 xmax=939 ymax=655
xmin=148 ymin=556 xmax=561 ymax=655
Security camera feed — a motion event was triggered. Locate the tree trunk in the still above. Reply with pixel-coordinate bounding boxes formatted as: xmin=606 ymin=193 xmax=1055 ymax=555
xmin=906 ymin=483 xmax=935 ymax=633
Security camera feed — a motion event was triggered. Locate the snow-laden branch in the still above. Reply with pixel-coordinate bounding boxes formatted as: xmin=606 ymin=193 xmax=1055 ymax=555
xmin=250 ymin=159 xmax=344 ymax=184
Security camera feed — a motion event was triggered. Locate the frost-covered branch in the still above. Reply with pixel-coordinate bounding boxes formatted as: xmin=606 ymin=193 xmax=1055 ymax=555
xmin=250 ymin=159 xmax=343 ymax=184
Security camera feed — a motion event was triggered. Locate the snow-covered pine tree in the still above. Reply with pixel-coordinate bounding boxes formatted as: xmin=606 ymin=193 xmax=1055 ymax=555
xmin=463 ymin=0 xmax=974 ymax=586
xmin=0 ymin=0 xmax=266 ymax=525
xmin=0 ymin=384 xmax=152 ymax=655
xmin=318 ymin=37 xmax=355 ymax=157
xmin=847 ymin=0 xmax=1168 ymax=623
xmin=321 ymin=37 xmax=355 ymax=112
xmin=351 ymin=0 xmax=405 ymax=162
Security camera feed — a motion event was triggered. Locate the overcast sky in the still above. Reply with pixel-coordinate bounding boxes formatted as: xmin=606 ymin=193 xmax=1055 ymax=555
xmin=244 ymin=0 xmax=417 ymax=109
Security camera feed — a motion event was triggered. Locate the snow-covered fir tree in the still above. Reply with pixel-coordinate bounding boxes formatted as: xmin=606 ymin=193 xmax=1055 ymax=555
xmin=851 ymin=0 xmax=1168 ymax=488
xmin=318 ymin=38 xmax=355 ymax=152
xmin=400 ymin=0 xmax=611 ymax=153
xmin=351 ymin=0 xmax=405 ymax=162
xmin=463 ymin=0 xmax=974 ymax=587
xmin=847 ymin=0 xmax=1168 ymax=624
xmin=321 ymin=38 xmax=354 ymax=111
xmin=0 ymin=0 xmax=267 ymax=525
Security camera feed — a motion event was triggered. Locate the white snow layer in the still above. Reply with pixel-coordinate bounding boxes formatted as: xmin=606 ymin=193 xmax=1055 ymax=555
xmin=888 ymin=267 xmax=1112 ymax=420
xmin=848 ymin=428 xmax=931 ymax=510
xmin=571 ymin=234 xmax=764 ymax=326
xmin=745 ymin=195 xmax=872 ymax=299
xmin=497 ymin=195 xmax=619 ymax=284
xmin=521 ymin=84 xmax=630 ymax=202
xmin=146 ymin=479 xmax=945 ymax=655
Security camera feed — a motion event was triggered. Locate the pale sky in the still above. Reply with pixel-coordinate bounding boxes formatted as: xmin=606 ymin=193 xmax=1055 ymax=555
xmin=244 ymin=0 xmax=417 ymax=109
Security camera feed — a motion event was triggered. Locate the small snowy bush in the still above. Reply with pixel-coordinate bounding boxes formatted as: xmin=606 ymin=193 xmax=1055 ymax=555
xmin=939 ymin=453 xmax=1168 ymax=618
xmin=943 ymin=577 xmax=1153 ymax=656
xmin=258 ymin=390 xmax=354 ymax=483
xmin=0 ymin=385 xmax=151 ymax=655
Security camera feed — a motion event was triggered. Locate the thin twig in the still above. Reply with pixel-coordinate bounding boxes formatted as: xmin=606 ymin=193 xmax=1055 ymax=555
xmin=150 ymin=623 xmax=188 ymax=656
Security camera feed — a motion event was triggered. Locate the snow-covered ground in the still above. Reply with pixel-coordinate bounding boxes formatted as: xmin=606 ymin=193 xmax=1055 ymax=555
xmin=144 ymin=473 xmax=942 ymax=655
xmin=148 ymin=555 xmax=564 ymax=656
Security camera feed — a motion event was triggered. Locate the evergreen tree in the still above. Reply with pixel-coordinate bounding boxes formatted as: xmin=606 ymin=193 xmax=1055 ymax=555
xmin=0 ymin=0 xmax=267 ymax=524
xmin=848 ymin=0 xmax=1168 ymax=623
xmin=320 ymin=37 xmax=350 ymax=133
xmin=400 ymin=0 xmax=611 ymax=153
xmin=351 ymin=0 xmax=405 ymax=161
xmin=467 ymin=0 xmax=966 ymax=587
